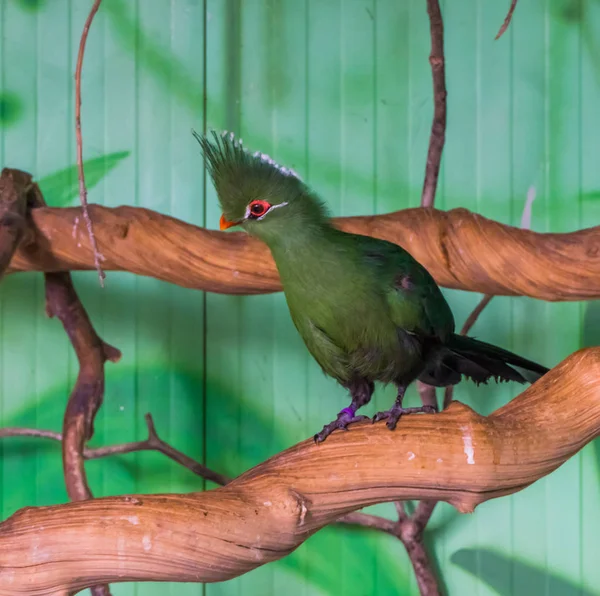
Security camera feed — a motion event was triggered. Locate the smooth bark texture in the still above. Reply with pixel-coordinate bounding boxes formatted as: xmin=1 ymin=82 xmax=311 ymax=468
xmin=8 ymin=203 xmax=600 ymax=301
xmin=0 ymin=347 xmax=598 ymax=595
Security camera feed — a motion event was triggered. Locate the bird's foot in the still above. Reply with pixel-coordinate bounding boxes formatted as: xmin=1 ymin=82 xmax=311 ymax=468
xmin=372 ymin=404 xmax=438 ymax=431
xmin=314 ymin=407 xmax=369 ymax=443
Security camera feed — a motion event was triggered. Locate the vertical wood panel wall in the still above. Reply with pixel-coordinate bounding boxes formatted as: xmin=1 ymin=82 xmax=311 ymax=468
xmin=0 ymin=1 xmax=598 ymax=594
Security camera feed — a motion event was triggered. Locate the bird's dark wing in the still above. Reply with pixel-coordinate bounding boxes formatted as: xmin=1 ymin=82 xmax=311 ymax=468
xmin=358 ymin=235 xmax=456 ymax=341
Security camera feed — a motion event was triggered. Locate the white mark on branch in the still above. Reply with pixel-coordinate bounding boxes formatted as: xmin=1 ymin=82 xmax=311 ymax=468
xmin=521 ymin=185 xmax=536 ymax=230
xmin=72 ymin=216 xmax=80 ymax=239
xmin=32 ymin=537 xmax=51 ymax=564
xmin=117 ymin=536 xmax=126 ymax=565
xmin=142 ymin=535 xmax=152 ymax=552
xmin=461 ymin=426 xmax=475 ymax=465
xmin=263 ymin=501 xmax=272 ymax=507
xmin=299 ymin=501 xmax=308 ymax=526
xmin=123 ymin=515 xmax=139 ymax=526
xmin=407 ymin=451 xmax=416 ymax=461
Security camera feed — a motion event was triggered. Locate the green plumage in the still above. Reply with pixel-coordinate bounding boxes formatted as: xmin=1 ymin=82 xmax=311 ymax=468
xmin=197 ymin=131 xmax=549 ymax=441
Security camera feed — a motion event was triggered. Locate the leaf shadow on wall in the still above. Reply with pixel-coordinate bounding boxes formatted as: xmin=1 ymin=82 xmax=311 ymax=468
xmin=451 ymin=548 xmax=595 ymax=596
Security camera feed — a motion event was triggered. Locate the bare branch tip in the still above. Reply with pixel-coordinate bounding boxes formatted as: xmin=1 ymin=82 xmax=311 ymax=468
xmin=75 ymin=0 xmax=106 ymax=287
xmin=495 ymin=0 xmax=518 ymax=40
xmin=144 ymin=413 xmax=159 ymax=440
xmin=395 ymin=500 xmax=408 ymax=521
xmin=102 ymin=342 xmax=122 ymax=364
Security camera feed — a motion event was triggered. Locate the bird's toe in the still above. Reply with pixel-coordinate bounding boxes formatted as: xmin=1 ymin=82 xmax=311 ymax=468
xmin=372 ymin=410 xmax=391 ymax=424
xmin=313 ymin=410 xmax=369 ymax=443
xmin=373 ymin=404 xmax=438 ymax=430
xmin=372 ymin=409 xmax=402 ymax=430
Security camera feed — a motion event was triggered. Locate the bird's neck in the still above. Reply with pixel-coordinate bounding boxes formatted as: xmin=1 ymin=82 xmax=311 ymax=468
xmin=264 ymin=219 xmax=334 ymax=254
xmin=263 ymin=222 xmax=353 ymax=291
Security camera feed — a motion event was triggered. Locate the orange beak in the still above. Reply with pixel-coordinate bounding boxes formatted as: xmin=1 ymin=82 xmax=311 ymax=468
xmin=219 ymin=214 xmax=239 ymax=230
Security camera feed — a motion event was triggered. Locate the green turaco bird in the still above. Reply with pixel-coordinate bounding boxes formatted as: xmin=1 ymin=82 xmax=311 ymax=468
xmin=196 ymin=130 xmax=549 ymax=442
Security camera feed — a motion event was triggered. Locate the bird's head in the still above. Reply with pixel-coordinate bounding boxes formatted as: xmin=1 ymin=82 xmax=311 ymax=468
xmin=195 ymin=130 xmax=329 ymax=244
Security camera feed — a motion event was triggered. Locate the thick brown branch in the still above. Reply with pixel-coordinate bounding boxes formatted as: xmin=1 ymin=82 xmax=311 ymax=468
xmin=8 ymin=203 xmax=600 ymax=301
xmin=421 ymin=0 xmax=446 ymax=208
xmin=0 ymin=348 xmax=598 ymax=595
xmin=0 ymin=169 xmax=37 ymax=278
xmin=45 ymin=272 xmax=121 ymax=461
xmin=495 ymin=0 xmax=518 ymax=40
xmin=75 ymin=0 xmax=105 ymax=286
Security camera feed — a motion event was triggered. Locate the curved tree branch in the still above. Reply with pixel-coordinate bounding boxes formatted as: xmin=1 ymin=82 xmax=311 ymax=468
xmin=0 ymin=169 xmax=37 ymax=278
xmin=8 ymin=202 xmax=600 ymax=301
xmin=44 ymin=271 xmax=121 ymax=495
xmin=0 ymin=348 xmax=598 ymax=595
xmin=43 ymin=272 xmax=120 ymax=596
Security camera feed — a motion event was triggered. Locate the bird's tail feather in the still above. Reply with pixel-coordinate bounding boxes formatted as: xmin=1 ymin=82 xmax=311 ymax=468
xmin=418 ymin=334 xmax=549 ymax=387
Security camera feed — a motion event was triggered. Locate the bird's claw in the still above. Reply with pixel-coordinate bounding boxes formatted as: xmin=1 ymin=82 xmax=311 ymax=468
xmin=314 ymin=408 xmax=369 ymax=443
xmin=372 ymin=404 xmax=438 ymax=430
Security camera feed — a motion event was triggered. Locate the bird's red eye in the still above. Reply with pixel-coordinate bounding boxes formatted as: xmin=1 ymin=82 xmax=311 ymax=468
xmin=248 ymin=200 xmax=271 ymax=218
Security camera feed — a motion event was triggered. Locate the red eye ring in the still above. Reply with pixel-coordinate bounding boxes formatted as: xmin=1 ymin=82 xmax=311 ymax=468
xmin=248 ymin=200 xmax=271 ymax=218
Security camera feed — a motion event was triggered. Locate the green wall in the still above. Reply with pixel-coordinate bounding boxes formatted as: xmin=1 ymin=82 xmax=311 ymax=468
xmin=0 ymin=0 xmax=599 ymax=594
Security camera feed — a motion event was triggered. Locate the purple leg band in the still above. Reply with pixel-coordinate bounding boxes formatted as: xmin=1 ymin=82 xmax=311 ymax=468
xmin=339 ymin=407 xmax=355 ymax=418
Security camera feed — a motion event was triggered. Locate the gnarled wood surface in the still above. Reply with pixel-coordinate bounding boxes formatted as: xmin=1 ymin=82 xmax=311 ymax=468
xmin=1 ymin=348 xmax=598 ymax=595
xmin=8 ymin=202 xmax=600 ymax=301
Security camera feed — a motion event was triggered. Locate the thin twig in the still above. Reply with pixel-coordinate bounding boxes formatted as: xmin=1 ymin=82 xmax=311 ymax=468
xmin=85 ymin=413 xmax=230 ymax=485
xmin=133 ymin=414 xmax=232 ymax=486
xmin=0 ymin=415 xmax=230 ymax=487
xmin=495 ymin=0 xmax=518 ymax=40
xmin=421 ymin=0 xmax=447 ymax=207
xmin=75 ymin=0 xmax=105 ymax=286
xmin=460 ymin=294 xmax=494 ymax=336
xmin=407 ymin=2 xmax=447 ymax=592
xmin=336 ymin=512 xmax=398 ymax=534
xmin=395 ymin=500 xmax=408 ymax=522
xmin=339 ymin=501 xmax=440 ymax=596
xmin=412 ymin=500 xmax=437 ymax=529
xmin=444 ymin=186 xmax=536 ymax=408
xmin=0 ymin=428 xmax=62 ymax=441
